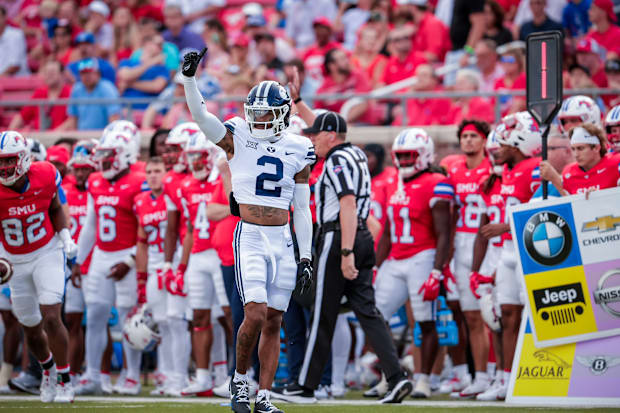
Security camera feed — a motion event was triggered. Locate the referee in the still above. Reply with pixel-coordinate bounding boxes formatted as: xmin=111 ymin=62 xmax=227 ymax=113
xmin=273 ymin=112 xmax=412 ymax=404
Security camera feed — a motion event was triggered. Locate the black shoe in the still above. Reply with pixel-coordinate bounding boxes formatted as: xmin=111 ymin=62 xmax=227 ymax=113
xmin=230 ymin=378 xmax=251 ymax=413
xmin=379 ymin=378 xmax=413 ymax=404
xmin=254 ymin=395 xmax=284 ymax=413
xmin=270 ymin=382 xmax=317 ymax=404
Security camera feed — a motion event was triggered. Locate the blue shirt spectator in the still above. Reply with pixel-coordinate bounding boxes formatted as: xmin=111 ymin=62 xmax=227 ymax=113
xmin=66 ymin=58 xmax=121 ymax=130
xmin=118 ymin=35 xmax=171 ymax=110
xmin=67 ymin=33 xmax=116 ymax=83
xmin=162 ymin=4 xmax=206 ymax=56
xmin=562 ymin=0 xmax=592 ymax=38
xmin=68 ymin=58 xmax=116 ymax=84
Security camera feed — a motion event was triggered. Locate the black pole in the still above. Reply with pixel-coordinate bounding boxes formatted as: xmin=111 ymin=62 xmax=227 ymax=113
xmin=541 ymin=125 xmax=550 ymax=200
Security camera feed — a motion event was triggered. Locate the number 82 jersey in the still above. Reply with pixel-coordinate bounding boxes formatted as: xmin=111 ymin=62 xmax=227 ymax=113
xmin=224 ymin=117 xmax=315 ymax=209
xmin=0 ymin=161 xmax=60 ymax=258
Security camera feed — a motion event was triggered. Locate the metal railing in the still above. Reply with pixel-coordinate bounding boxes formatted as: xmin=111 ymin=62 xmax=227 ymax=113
xmin=0 ymin=88 xmax=618 ymax=131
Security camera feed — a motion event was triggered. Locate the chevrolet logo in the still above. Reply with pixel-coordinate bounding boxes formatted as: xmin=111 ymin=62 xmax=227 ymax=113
xmin=582 ymin=216 xmax=620 ymax=233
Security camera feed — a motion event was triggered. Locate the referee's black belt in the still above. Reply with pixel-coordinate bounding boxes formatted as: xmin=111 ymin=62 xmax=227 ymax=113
xmin=321 ymin=218 xmax=367 ymax=233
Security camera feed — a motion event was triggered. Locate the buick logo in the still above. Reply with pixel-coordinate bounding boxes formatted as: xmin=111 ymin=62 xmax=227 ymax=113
xmin=523 ymin=211 xmax=572 ymax=266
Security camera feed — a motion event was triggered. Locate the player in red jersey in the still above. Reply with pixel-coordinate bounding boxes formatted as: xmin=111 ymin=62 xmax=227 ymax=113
xmin=374 ymin=129 xmax=454 ymax=399
xmin=470 ymin=126 xmax=508 ymax=401
xmin=102 ymin=120 xmax=146 ymax=173
xmin=479 ymin=112 xmax=542 ymax=400
xmin=444 ymin=120 xmax=493 ymax=398
xmin=178 ymin=132 xmax=231 ymax=396
xmin=73 ymin=131 xmax=147 ymax=396
xmin=552 ymin=125 xmax=620 ymax=195
xmin=133 ymin=157 xmax=176 ymax=396
xmin=0 ymin=131 xmax=77 ymax=403
xmin=63 ymin=141 xmax=97 ymax=386
xmin=159 ymin=122 xmax=196 ymax=394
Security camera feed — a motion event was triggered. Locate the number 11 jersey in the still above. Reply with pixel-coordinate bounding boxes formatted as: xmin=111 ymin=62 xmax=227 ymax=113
xmin=87 ymin=171 xmax=147 ymax=251
xmin=224 ymin=117 xmax=315 ymax=210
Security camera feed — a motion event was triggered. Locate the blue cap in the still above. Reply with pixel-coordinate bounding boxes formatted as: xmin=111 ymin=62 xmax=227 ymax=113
xmin=77 ymin=58 xmax=99 ymax=72
xmin=245 ymin=15 xmax=266 ymax=27
xmin=75 ymin=32 xmax=95 ymax=44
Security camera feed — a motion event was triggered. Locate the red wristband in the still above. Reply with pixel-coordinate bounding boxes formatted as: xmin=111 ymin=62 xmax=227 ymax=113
xmin=137 ymin=271 xmax=148 ymax=282
xmin=177 ymin=263 xmax=187 ymax=273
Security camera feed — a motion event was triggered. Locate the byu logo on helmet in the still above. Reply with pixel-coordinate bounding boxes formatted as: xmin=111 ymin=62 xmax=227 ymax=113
xmin=523 ymin=211 xmax=573 ymax=266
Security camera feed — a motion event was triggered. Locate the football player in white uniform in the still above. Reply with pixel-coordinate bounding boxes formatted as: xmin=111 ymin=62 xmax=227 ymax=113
xmin=183 ymin=48 xmax=314 ymax=413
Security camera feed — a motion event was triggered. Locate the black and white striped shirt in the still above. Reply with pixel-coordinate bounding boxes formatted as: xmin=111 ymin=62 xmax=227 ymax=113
xmin=316 ymin=143 xmax=372 ymax=226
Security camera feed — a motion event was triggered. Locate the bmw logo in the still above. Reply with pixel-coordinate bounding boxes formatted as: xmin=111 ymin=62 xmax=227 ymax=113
xmin=523 ymin=211 xmax=573 ymax=266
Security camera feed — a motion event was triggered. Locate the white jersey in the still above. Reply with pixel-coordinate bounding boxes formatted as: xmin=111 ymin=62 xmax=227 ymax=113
xmin=224 ymin=116 xmax=315 ymax=210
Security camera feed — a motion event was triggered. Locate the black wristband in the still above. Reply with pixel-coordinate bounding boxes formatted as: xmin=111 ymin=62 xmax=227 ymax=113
xmin=294 ymin=97 xmax=302 ymax=104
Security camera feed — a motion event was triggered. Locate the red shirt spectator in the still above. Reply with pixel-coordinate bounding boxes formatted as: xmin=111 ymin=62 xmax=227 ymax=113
xmin=8 ymin=61 xmax=71 ymax=131
xmin=586 ymin=0 xmax=620 ymax=56
xmin=493 ymin=50 xmax=526 ymax=115
xmin=576 ymin=38 xmax=609 ymax=88
xmin=302 ymin=17 xmax=341 ymax=83
xmin=411 ymin=5 xmax=451 ymax=62
xmin=315 ymin=48 xmax=382 ymax=124
xmin=447 ymin=96 xmax=495 ymax=125
xmin=382 ymin=25 xmax=426 ymax=86
xmin=351 ymin=25 xmax=388 ymax=88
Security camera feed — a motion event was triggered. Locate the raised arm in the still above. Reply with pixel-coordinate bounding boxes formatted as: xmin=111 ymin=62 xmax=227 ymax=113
xmin=181 ymin=48 xmax=234 ymax=157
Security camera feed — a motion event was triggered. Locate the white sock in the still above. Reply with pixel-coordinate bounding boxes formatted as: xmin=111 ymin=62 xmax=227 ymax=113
xmin=234 ymin=371 xmax=249 ymax=382
xmin=454 ymin=364 xmax=468 ymax=379
xmin=487 ymin=362 xmax=496 ymax=377
xmin=353 ymin=326 xmax=364 ymax=361
xmin=85 ymin=302 xmax=111 ymax=383
xmin=196 ymin=368 xmax=212 ymax=387
xmin=257 ymin=388 xmax=269 ymax=401
xmin=0 ymin=362 xmax=13 ymax=387
xmin=475 ymin=371 xmax=488 ymax=382
xmin=118 ymin=306 xmax=142 ymax=382
xmin=418 ymin=373 xmax=429 ymax=383
xmin=331 ymin=314 xmax=351 ymax=388
xmin=157 ymin=321 xmax=173 ymax=379
xmin=502 ymin=371 xmax=511 ymax=384
xmin=430 ymin=374 xmax=441 ymax=388
xmin=168 ymin=317 xmax=190 ymax=383
xmin=413 ymin=373 xmax=421 ymax=381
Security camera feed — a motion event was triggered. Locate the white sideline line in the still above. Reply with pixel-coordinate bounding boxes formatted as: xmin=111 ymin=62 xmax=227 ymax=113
xmin=0 ymin=396 xmax=615 ymax=409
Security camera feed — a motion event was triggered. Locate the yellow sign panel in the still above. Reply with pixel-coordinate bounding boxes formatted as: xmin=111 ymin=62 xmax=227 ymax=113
xmin=524 ymin=266 xmax=597 ymax=342
xmin=513 ymin=332 xmax=575 ymax=397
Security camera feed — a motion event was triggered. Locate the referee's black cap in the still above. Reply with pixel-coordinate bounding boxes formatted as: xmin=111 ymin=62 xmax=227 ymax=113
xmin=302 ymin=112 xmax=347 ymax=134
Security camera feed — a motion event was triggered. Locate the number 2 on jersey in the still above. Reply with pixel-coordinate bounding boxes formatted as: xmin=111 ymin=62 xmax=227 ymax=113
xmin=255 ymin=156 xmax=283 ymax=197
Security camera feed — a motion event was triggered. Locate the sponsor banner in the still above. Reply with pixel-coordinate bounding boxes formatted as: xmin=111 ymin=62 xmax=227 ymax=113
xmin=507 ymin=316 xmax=620 ymax=406
xmin=508 ymin=188 xmax=620 ymax=347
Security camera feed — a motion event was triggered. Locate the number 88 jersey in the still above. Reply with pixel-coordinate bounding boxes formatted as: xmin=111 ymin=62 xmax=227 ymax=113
xmin=88 ymin=171 xmax=147 ymax=251
xmin=0 ymin=162 xmax=60 ymax=257
xmin=224 ymin=117 xmax=315 ymax=210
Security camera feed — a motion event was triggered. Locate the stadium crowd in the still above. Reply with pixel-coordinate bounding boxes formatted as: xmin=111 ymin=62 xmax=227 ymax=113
xmin=0 ymin=0 xmax=620 ymax=412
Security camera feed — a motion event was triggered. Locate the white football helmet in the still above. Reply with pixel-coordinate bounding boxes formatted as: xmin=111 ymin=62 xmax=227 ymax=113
xmin=165 ymin=122 xmax=203 ymax=173
xmin=478 ymin=287 xmax=501 ymax=332
xmin=497 ymin=111 xmax=542 ymax=157
xmin=0 ymin=131 xmax=31 ymax=186
xmin=68 ymin=139 xmax=98 ymax=169
xmin=94 ymin=131 xmax=135 ymax=179
xmin=244 ymin=80 xmax=291 ymax=141
xmin=487 ymin=124 xmax=504 ymax=175
xmin=123 ymin=306 xmax=161 ymax=352
xmin=391 ymin=128 xmax=434 ymax=178
xmin=102 ymin=120 xmax=141 ymax=161
xmin=26 ymin=138 xmax=47 ymax=162
xmin=184 ymin=128 xmax=218 ymax=180
xmin=557 ymin=95 xmax=602 ymax=133
xmin=605 ymin=104 xmax=620 ymax=152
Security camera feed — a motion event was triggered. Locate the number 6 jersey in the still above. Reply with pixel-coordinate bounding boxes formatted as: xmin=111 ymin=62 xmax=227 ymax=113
xmin=224 ymin=117 xmax=315 ymax=209
xmin=87 ymin=171 xmax=147 ymax=251
xmin=0 ymin=161 xmax=61 ymax=259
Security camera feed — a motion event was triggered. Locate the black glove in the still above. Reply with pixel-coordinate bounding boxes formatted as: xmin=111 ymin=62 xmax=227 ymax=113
xmin=296 ymin=259 xmax=313 ymax=296
xmin=229 ymin=191 xmax=240 ymax=217
xmin=182 ymin=47 xmax=208 ymax=77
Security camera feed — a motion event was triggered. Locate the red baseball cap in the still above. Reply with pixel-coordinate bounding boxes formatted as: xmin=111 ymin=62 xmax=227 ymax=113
xmin=313 ymin=17 xmax=333 ymax=30
xmin=231 ymin=33 xmax=250 ymax=48
xmin=576 ymin=38 xmax=604 ymax=55
xmin=46 ymin=145 xmax=70 ymax=165
xmin=594 ymin=0 xmax=617 ymax=23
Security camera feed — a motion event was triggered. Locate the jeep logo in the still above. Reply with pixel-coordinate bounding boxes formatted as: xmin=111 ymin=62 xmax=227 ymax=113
xmin=533 ymin=283 xmax=586 ymax=325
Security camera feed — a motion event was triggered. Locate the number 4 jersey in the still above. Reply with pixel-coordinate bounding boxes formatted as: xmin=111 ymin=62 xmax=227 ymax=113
xmin=88 ymin=171 xmax=147 ymax=251
xmin=224 ymin=117 xmax=315 ymax=209
xmin=0 ymin=161 xmax=61 ymax=259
